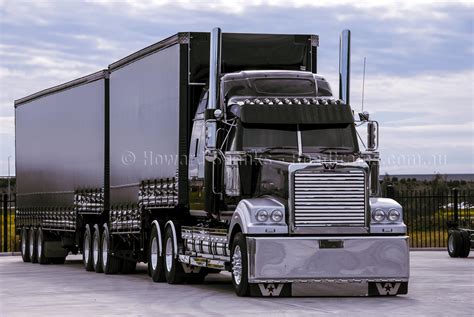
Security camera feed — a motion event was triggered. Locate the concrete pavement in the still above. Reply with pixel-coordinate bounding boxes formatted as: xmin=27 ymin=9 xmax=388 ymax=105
xmin=0 ymin=251 xmax=473 ymax=316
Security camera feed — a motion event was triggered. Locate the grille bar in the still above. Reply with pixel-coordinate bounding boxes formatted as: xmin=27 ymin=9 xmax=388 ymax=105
xmin=293 ymin=169 xmax=366 ymax=227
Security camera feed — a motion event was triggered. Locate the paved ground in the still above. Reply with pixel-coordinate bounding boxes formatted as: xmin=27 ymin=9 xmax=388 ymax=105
xmin=0 ymin=251 xmax=473 ymax=316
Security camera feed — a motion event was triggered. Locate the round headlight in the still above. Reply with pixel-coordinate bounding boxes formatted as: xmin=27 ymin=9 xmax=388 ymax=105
xmin=256 ymin=210 xmax=268 ymax=222
xmin=388 ymin=209 xmax=401 ymax=222
xmin=373 ymin=209 xmax=385 ymax=222
xmin=270 ymin=210 xmax=283 ymax=222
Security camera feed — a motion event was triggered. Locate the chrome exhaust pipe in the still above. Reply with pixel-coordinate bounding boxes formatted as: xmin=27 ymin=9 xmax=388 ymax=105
xmin=339 ymin=29 xmax=351 ymax=105
xmin=208 ymin=27 xmax=222 ymax=110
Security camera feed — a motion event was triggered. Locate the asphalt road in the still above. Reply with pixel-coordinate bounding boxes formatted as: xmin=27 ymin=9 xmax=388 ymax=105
xmin=0 ymin=251 xmax=473 ymax=316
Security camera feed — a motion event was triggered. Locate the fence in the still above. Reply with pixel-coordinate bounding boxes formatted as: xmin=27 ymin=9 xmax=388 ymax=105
xmin=1 ymin=189 xmax=472 ymax=252
xmin=0 ymin=193 xmax=18 ymax=252
xmin=386 ymin=187 xmax=473 ymax=248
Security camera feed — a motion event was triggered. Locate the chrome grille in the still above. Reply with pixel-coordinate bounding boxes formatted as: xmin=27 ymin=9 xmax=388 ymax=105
xmin=293 ymin=169 xmax=366 ymax=227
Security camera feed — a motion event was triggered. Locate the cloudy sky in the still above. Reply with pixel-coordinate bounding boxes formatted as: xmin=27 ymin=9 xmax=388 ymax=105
xmin=0 ymin=0 xmax=472 ymax=176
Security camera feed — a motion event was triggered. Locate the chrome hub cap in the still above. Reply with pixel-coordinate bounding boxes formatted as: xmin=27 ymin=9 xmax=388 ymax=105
xmin=232 ymin=245 xmax=242 ymax=285
xmin=21 ymin=230 xmax=27 ymax=255
xmin=102 ymin=234 xmax=108 ymax=267
xmin=151 ymin=237 xmax=158 ymax=270
xmin=37 ymin=231 xmax=42 ymax=259
xmin=165 ymin=237 xmax=172 ymax=272
xmin=84 ymin=233 xmax=90 ymax=264
xmin=29 ymin=231 xmax=35 ymax=259
xmin=93 ymin=233 xmax=99 ymax=266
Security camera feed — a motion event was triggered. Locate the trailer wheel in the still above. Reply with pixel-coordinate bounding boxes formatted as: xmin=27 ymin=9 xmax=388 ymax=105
xmin=29 ymin=228 xmax=38 ymax=263
xmin=92 ymin=224 xmax=103 ymax=273
xmin=448 ymin=231 xmax=462 ymax=257
xmin=83 ymin=224 xmax=94 ymax=271
xmin=121 ymin=260 xmax=137 ymax=274
xmin=164 ymin=225 xmax=184 ymax=284
xmin=459 ymin=231 xmax=471 ymax=258
xmin=21 ymin=227 xmax=30 ymax=262
xmin=231 ymin=233 xmax=250 ymax=296
xmin=36 ymin=227 xmax=50 ymax=264
xmin=148 ymin=224 xmax=166 ymax=282
xmin=101 ymin=225 xmax=121 ymax=274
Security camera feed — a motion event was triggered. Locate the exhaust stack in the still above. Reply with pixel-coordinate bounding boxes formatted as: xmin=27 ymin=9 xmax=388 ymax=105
xmin=339 ymin=29 xmax=351 ymax=105
xmin=208 ymin=27 xmax=222 ymax=110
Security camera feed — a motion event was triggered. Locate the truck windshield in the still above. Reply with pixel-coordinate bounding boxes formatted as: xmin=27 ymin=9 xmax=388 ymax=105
xmin=241 ymin=123 xmax=357 ymax=154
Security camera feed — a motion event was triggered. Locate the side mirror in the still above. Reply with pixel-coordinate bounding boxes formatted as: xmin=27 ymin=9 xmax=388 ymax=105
xmin=367 ymin=121 xmax=378 ymax=151
xmin=358 ymin=111 xmax=370 ymax=121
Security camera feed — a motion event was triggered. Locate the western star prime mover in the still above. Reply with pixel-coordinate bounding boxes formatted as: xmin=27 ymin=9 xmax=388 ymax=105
xmin=15 ymin=28 xmax=409 ymax=296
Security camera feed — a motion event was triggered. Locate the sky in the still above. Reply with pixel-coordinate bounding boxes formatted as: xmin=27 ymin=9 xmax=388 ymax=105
xmin=0 ymin=0 xmax=473 ymax=176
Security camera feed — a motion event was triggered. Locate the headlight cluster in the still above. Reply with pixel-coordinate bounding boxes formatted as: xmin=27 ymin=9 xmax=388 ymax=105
xmin=372 ymin=208 xmax=401 ymax=223
xmin=256 ymin=209 xmax=284 ymax=223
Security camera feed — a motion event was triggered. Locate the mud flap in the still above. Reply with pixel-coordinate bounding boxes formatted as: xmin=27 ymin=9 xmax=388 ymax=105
xmin=250 ymin=283 xmax=291 ymax=297
xmin=368 ymin=282 xmax=408 ymax=296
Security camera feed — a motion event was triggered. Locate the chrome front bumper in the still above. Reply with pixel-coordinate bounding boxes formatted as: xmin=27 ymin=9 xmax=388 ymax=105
xmin=246 ymin=235 xmax=409 ymax=296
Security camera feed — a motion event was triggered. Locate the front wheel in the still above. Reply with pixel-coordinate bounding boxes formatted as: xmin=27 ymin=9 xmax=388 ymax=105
xmin=231 ymin=233 xmax=249 ymax=296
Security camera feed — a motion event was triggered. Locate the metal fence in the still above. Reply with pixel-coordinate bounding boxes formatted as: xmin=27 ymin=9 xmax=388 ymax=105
xmin=1 ymin=189 xmax=472 ymax=251
xmin=386 ymin=187 xmax=473 ymax=248
xmin=0 ymin=193 xmax=18 ymax=252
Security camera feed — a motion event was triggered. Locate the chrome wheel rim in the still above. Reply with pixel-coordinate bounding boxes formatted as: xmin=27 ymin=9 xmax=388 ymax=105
xmin=448 ymin=234 xmax=454 ymax=252
xmin=232 ymin=245 xmax=242 ymax=285
xmin=84 ymin=232 xmax=90 ymax=265
xmin=165 ymin=237 xmax=172 ymax=272
xmin=151 ymin=237 xmax=158 ymax=270
xmin=37 ymin=230 xmax=42 ymax=259
xmin=93 ymin=233 xmax=99 ymax=266
xmin=29 ymin=230 xmax=35 ymax=259
xmin=102 ymin=234 xmax=108 ymax=267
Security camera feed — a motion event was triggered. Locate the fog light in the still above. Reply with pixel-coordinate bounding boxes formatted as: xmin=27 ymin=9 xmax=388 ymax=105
xmin=270 ymin=210 xmax=283 ymax=222
xmin=256 ymin=210 xmax=268 ymax=222
xmin=388 ymin=209 xmax=401 ymax=222
xmin=373 ymin=209 xmax=385 ymax=222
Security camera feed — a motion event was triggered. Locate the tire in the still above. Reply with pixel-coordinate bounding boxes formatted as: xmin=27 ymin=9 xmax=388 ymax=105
xmin=121 ymin=260 xmax=137 ymax=274
xmin=101 ymin=225 xmax=121 ymax=274
xmin=459 ymin=231 xmax=471 ymax=258
xmin=29 ymin=228 xmax=38 ymax=263
xmin=21 ymin=227 xmax=30 ymax=262
xmin=92 ymin=225 xmax=103 ymax=273
xmin=148 ymin=224 xmax=166 ymax=282
xmin=164 ymin=225 xmax=184 ymax=284
xmin=448 ymin=231 xmax=463 ymax=257
xmin=83 ymin=224 xmax=94 ymax=271
xmin=36 ymin=227 xmax=50 ymax=264
xmin=231 ymin=233 xmax=250 ymax=296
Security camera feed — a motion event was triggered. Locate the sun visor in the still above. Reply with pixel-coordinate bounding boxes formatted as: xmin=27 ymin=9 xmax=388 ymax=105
xmin=238 ymin=103 xmax=354 ymax=125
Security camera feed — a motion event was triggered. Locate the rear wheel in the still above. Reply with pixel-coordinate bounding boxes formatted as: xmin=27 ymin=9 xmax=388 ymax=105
xmin=101 ymin=225 xmax=121 ymax=274
xmin=164 ymin=225 xmax=184 ymax=284
xmin=36 ymin=227 xmax=49 ymax=264
xmin=459 ymin=231 xmax=471 ymax=258
xmin=21 ymin=227 xmax=30 ymax=262
xmin=29 ymin=228 xmax=38 ymax=263
xmin=148 ymin=224 xmax=166 ymax=282
xmin=92 ymin=225 xmax=103 ymax=273
xmin=83 ymin=224 xmax=94 ymax=271
xmin=231 ymin=233 xmax=249 ymax=296
xmin=448 ymin=231 xmax=462 ymax=257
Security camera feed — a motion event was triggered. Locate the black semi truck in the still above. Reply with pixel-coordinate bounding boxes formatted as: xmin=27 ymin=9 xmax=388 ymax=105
xmin=15 ymin=28 xmax=409 ymax=296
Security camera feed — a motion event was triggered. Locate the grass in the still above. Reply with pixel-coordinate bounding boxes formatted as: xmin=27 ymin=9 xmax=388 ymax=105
xmin=0 ymin=213 xmax=19 ymax=252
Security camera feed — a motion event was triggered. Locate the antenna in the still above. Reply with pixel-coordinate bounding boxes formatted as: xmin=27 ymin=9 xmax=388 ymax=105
xmin=361 ymin=57 xmax=366 ymax=112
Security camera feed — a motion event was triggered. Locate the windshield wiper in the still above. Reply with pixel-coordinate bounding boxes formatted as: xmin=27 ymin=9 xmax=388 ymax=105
xmin=260 ymin=146 xmax=298 ymax=154
xmin=317 ymin=146 xmax=353 ymax=153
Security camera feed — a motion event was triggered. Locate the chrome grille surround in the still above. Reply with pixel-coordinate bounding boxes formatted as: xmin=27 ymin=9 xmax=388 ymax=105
xmin=289 ymin=163 xmax=368 ymax=234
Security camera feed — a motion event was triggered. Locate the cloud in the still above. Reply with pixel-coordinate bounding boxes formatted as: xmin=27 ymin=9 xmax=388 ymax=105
xmin=0 ymin=0 xmax=472 ymax=175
